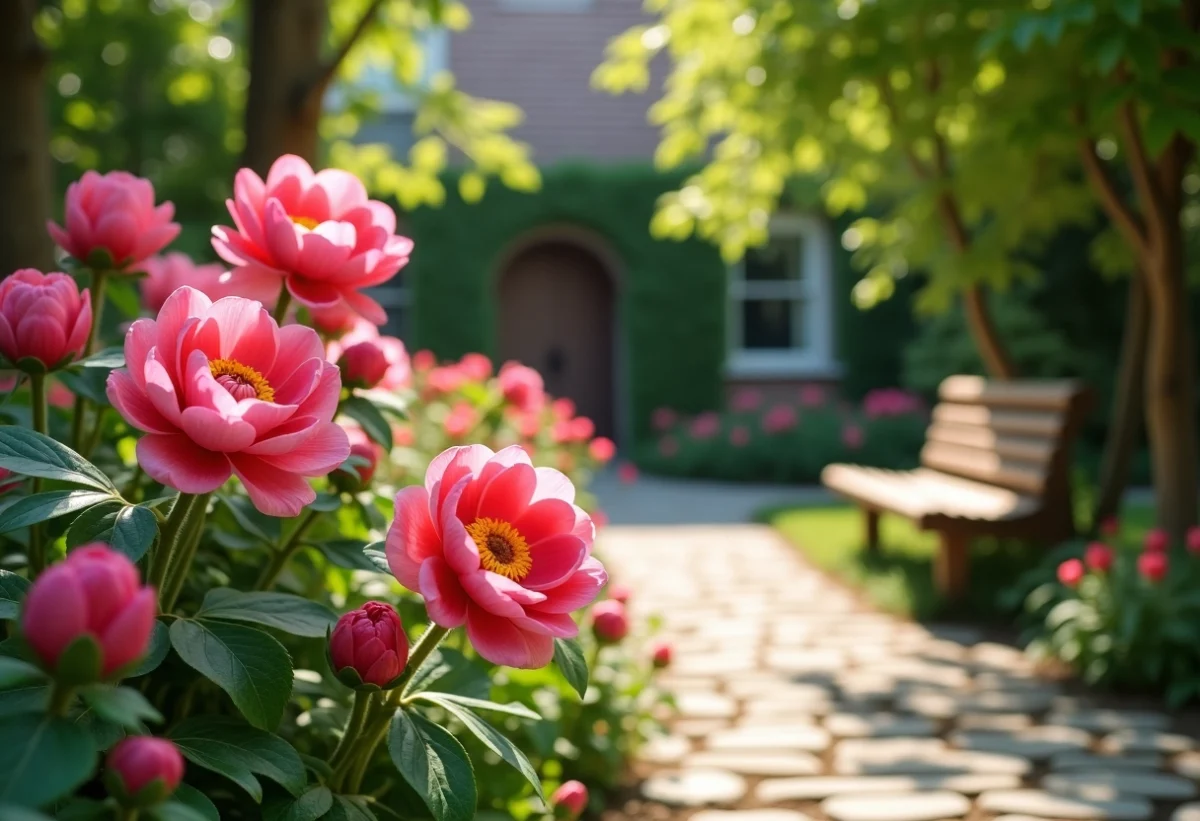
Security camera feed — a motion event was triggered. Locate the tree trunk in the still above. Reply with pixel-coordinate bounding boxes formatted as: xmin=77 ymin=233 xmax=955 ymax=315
xmin=0 ymin=0 xmax=54 ymax=273
xmin=1142 ymin=225 xmax=1199 ymax=540
xmin=242 ymin=0 xmax=328 ymax=176
xmin=1092 ymin=272 xmax=1149 ymax=529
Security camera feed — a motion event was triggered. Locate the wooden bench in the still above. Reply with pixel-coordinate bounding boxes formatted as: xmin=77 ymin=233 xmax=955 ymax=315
xmin=821 ymin=376 xmax=1093 ymax=599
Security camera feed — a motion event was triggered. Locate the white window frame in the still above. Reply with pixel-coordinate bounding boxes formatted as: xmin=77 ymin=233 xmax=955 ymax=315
xmin=726 ymin=213 xmax=839 ymax=379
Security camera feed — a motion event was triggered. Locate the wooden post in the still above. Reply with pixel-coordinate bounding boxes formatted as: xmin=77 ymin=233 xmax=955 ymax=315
xmin=864 ymin=508 xmax=881 ymax=554
xmin=934 ymin=531 xmax=970 ymax=600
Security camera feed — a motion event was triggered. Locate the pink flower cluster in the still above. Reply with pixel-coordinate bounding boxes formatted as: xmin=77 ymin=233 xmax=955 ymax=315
xmin=0 ymin=270 xmax=92 ymax=371
xmin=48 ymin=170 xmax=180 ymax=268
xmin=862 ymin=388 xmax=923 ymax=418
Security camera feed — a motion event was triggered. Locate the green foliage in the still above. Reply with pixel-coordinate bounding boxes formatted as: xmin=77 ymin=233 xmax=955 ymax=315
xmin=387 ymin=711 xmax=476 ymax=821
xmin=551 ymin=638 xmax=589 ymax=699
xmin=0 ymin=714 xmax=97 ymax=807
xmin=168 ymin=717 xmax=308 ymax=802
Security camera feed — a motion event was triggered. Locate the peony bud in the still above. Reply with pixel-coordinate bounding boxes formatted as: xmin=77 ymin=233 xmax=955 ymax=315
xmin=1144 ymin=528 xmax=1169 ymax=553
xmin=1138 ymin=551 xmax=1168 ymax=583
xmin=0 ymin=270 xmax=92 ymax=373
xmin=1084 ymin=542 xmax=1114 ymax=573
xmin=106 ymin=736 xmax=185 ymax=806
xmin=1187 ymin=526 xmax=1200 ymax=555
xmin=48 ymin=170 xmax=180 ymax=269
xmin=1099 ymin=516 xmax=1119 ymax=537
xmin=340 ymin=341 xmax=390 ymax=389
xmin=592 ymin=600 xmax=629 ymax=644
xmin=588 ymin=437 xmax=616 ymax=463
xmin=329 ymin=601 xmax=409 ymax=689
xmin=498 ymin=361 xmax=545 ymax=413
xmin=552 ymin=780 xmax=588 ymax=820
xmin=650 ymin=640 xmax=672 ymax=669
xmin=607 ymin=583 xmax=631 ymax=605
xmin=458 ymin=352 xmax=493 ymax=381
xmin=334 ymin=426 xmax=384 ymax=492
xmin=22 ymin=544 xmax=156 ymax=682
xmin=412 ymin=349 xmax=436 ymax=373
xmin=1057 ymin=558 xmax=1084 ymax=588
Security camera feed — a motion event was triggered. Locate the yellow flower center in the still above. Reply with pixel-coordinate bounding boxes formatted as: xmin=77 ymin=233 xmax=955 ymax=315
xmin=466 ymin=518 xmax=533 ymax=582
xmin=209 ymin=358 xmax=275 ymax=402
xmin=290 ymin=215 xmax=320 ymax=230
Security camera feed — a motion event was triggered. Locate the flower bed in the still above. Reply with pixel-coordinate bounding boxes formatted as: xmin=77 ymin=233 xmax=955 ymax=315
xmin=0 ymin=155 xmax=663 ymax=820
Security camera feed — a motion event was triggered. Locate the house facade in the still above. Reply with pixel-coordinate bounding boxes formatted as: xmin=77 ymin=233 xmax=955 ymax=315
xmin=381 ymin=0 xmax=847 ymax=443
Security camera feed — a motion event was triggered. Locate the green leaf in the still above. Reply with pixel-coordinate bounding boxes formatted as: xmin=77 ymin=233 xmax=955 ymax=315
xmin=0 ymin=805 xmax=55 ymax=821
xmin=55 ymin=370 xmax=109 ymax=407
xmin=0 ymin=490 xmax=114 ymax=534
xmin=307 ymin=493 xmax=341 ymax=513
xmin=387 ymin=710 xmax=476 ymax=821
xmin=0 ymin=684 xmax=48 ymax=718
xmin=263 ymin=785 xmax=333 ymax=821
xmin=363 ymin=546 xmax=390 ymax=574
xmin=217 ymin=494 xmax=278 ymax=544
xmin=553 ymin=638 xmax=589 ymax=698
xmin=147 ymin=802 xmax=212 ymax=821
xmin=402 ymin=648 xmax=490 ymax=700
xmin=340 ymin=396 xmax=393 ymax=451
xmin=311 ymin=539 xmax=380 ymax=571
xmin=1114 ymin=0 xmax=1141 ymax=25
xmin=0 ymin=427 xmax=117 ymax=492
xmin=171 ymin=784 xmax=219 ymax=821
xmin=197 ymin=589 xmax=337 ymax=638
xmin=0 ymin=713 xmax=97 ymax=807
xmin=323 ymin=796 xmax=378 ymax=821
xmin=170 ymin=619 xmax=293 ymax=731
xmin=127 ymin=621 xmax=171 ymax=678
xmin=0 ymin=570 xmax=30 ymax=620
xmin=1091 ymin=31 xmax=1125 ymax=74
xmin=104 ymin=279 xmax=143 ymax=320
xmin=414 ymin=692 xmax=539 ymax=720
xmin=1012 ymin=14 xmax=1042 ymax=51
xmin=417 ymin=695 xmax=543 ymax=799
xmin=75 ymin=348 xmax=125 ymax=369
xmin=0 ymin=657 xmax=43 ymax=689
xmin=66 ymin=501 xmax=158 ymax=562
xmin=79 ymin=685 xmax=163 ymax=730
xmin=168 ymin=716 xmax=306 ymax=802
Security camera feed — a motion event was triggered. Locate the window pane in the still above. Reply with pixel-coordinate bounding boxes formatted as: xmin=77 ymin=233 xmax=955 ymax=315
xmin=742 ymin=298 xmax=793 ymax=349
xmin=745 ymin=237 xmax=802 ymax=282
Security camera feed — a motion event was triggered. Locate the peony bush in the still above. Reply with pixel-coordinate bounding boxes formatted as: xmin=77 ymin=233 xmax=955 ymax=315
xmin=0 ymin=155 xmax=660 ymax=820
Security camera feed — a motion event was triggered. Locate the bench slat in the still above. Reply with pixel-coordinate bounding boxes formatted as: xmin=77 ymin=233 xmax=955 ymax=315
xmin=932 ymin=404 xmax=1063 ymax=438
xmin=938 ymin=376 xmax=1084 ymax=411
xmin=821 ymin=464 xmax=1036 ymax=523
xmin=920 ymin=441 xmax=1047 ymax=495
xmin=925 ymin=424 xmax=1058 ymax=466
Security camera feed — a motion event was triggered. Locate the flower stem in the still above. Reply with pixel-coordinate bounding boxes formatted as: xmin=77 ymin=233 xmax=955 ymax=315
xmin=328 ymin=689 xmax=376 ymax=785
xmin=272 ymin=284 xmax=292 ymax=325
xmin=149 ymin=492 xmax=210 ymax=610
xmin=254 ymin=507 xmax=321 ymax=590
xmin=85 ymin=269 xmax=109 ymax=357
xmin=47 ymin=682 xmax=75 ymax=717
xmin=28 ymin=373 xmax=48 ymax=576
xmin=116 ymin=807 xmax=139 ymax=821
xmin=395 ymin=623 xmax=451 ymax=697
xmin=159 ymin=507 xmax=209 ymax=613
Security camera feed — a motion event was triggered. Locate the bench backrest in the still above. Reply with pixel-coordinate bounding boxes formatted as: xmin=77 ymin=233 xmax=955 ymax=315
xmin=921 ymin=375 xmax=1092 ymax=499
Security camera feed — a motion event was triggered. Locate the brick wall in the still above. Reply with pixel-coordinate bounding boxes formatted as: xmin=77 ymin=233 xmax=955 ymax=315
xmin=450 ymin=0 xmax=663 ymax=163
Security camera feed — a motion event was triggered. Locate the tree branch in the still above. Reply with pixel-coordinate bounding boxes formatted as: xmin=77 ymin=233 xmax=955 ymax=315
xmin=876 ymin=76 xmax=931 ymax=180
xmin=311 ymin=0 xmax=388 ymax=95
xmin=1117 ymin=100 xmax=1169 ymax=246
xmin=1077 ymin=138 xmax=1149 ymax=258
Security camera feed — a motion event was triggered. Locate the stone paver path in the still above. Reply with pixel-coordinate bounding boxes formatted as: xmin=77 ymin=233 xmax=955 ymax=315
xmin=600 ymin=524 xmax=1200 ymax=821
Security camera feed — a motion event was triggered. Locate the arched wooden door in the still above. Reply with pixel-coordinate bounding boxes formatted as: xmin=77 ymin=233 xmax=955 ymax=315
xmin=498 ymin=241 xmax=615 ymax=437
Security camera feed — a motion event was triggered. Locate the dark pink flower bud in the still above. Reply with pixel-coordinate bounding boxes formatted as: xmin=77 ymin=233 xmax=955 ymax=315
xmin=329 ymin=601 xmax=409 ymax=688
xmin=22 ymin=544 xmax=156 ymax=680
xmin=1187 ymin=527 xmax=1200 ymax=555
xmin=0 ymin=270 xmax=92 ymax=372
xmin=498 ymin=361 xmax=545 ymax=413
xmin=608 ymin=583 xmax=631 ymax=604
xmin=412 ymin=349 xmax=436 ymax=372
xmin=458 ymin=352 xmax=493 ymax=381
xmin=1144 ymin=528 xmax=1169 ymax=553
xmin=1084 ymin=542 xmax=1113 ymax=573
xmin=107 ymin=736 xmax=184 ymax=804
xmin=650 ymin=640 xmax=672 ymax=669
xmin=48 ymin=170 xmax=180 ymax=268
xmin=334 ymin=426 xmax=384 ymax=491
xmin=340 ymin=341 xmax=390 ymax=389
xmin=588 ymin=437 xmax=615 ymax=463
xmin=592 ymin=600 xmax=629 ymax=643
xmin=552 ymin=780 xmax=588 ymax=819
xmin=1057 ymin=558 xmax=1084 ymax=588
xmin=1139 ymin=551 xmax=1168 ymax=583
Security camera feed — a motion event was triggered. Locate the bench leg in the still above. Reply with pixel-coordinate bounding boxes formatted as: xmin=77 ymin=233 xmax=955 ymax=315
xmin=864 ymin=508 xmax=880 ymax=554
xmin=934 ymin=531 xmax=970 ymax=600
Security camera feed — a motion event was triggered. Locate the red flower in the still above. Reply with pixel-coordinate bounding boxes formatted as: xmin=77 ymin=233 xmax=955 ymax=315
xmin=339 ymin=341 xmax=390 ymax=389
xmin=592 ymin=599 xmax=629 ymax=643
xmin=1186 ymin=526 xmax=1200 ymax=555
xmin=650 ymin=640 xmax=672 ymax=669
xmin=106 ymin=736 xmax=185 ymax=802
xmin=1084 ymin=542 xmax=1114 ymax=573
xmin=458 ymin=352 xmax=493 ymax=381
xmin=1138 ymin=550 xmax=1168 ymax=583
xmin=1057 ymin=558 xmax=1085 ymax=588
xmin=588 ymin=437 xmax=616 ymax=463
xmin=329 ymin=601 xmax=409 ymax=687
xmin=607 ymin=583 xmax=631 ymax=604
xmin=1099 ymin=516 xmax=1119 ymax=537
xmin=412 ymin=349 xmax=436 ymax=373
xmin=498 ymin=362 xmax=545 ymax=413
xmin=552 ymin=781 xmax=589 ymax=820
xmin=1144 ymin=528 xmax=1169 ymax=553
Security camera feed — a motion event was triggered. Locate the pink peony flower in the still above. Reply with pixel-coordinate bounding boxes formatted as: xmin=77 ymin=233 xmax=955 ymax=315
xmin=335 ymin=425 xmax=385 ymax=490
xmin=842 ymin=422 xmax=865 ymax=450
xmin=516 ymin=410 xmax=541 ymax=440
xmin=569 ymin=417 xmax=595 ymax=442
xmin=498 ymin=361 xmax=545 ymax=413
xmin=761 ymin=404 xmax=798 ymax=434
xmin=211 ymin=155 xmax=413 ymax=324
xmin=1084 ymin=542 xmax=1114 ymax=573
xmin=551 ymin=420 xmax=572 ymax=445
xmin=651 ymin=406 xmax=678 ymax=432
xmin=552 ymin=781 xmax=589 ymax=820
xmin=338 ymin=341 xmax=390 ymax=389
xmin=443 ymin=402 xmax=478 ymax=439
xmin=426 ymin=365 xmax=467 ymax=395
xmin=22 ymin=544 xmax=156 ymax=678
xmin=458 ymin=353 xmax=493 ymax=382
xmin=862 ymin=388 xmax=923 ymax=419
xmin=617 ymin=462 xmax=638 ymax=484
xmin=385 ymin=444 xmax=607 ymax=668
xmin=325 ymin=318 xmax=410 ymax=391
xmin=106 ymin=736 xmax=185 ymax=800
xmin=412 ymin=349 xmax=436 ymax=373
xmin=798 ymin=384 xmax=826 ymax=407
xmin=140 ymin=252 xmax=279 ymax=315
xmin=48 ymin=171 xmax=180 ymax=269
xmin=394 ymin=424 xmax=415 ymax=447
xmin=731 ymin=387 xmax=763 ymax=412
xmin=588 ymin=437 xmax=616 ymax=463
xmin=730 ymin=425 xmax=750 ymax=447
xmin=607 ymin=583 xmax=631 ymax=604
xmin=658 ymin=436 xmax=679 ymax=458
xmin=551 ymin=398 xmax=575 ymax=421
xmin=1187 ymin=527 xmax=1200 ymax=555
xmin=592 ymin=599 xmax=629 ymax=643
xmin=650 ymin=640 xmax=672 ymax=669
xmin=1139 ymin=550 xmax=1168 ymax=583
xmin=0 ymin=269 xmax=92 ymax=372
xmin=309 ymin=302 xmax=360 ymax=336
xmin=1057 ymin=558 xmax=1084 ymax=588
xmin=106 ymin=288 xmax=349 ymax=516
xmin=329 ymin=601 xmax=409 ymax=687
xmin=689 ymin=412 xmax=720 ymax=440
xmin=1144 ymin=528 xmax=1169 ymax=553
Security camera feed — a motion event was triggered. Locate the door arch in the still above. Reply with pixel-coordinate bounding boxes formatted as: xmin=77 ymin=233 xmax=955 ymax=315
xmin=497 ymin=238 xmax=616 ymax=438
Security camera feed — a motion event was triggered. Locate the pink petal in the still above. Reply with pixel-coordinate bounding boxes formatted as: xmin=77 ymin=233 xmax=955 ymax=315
xmin=418 ymin=557 xmax=469 ymax=628
xmin=143 ymin=351 xmax=184 ymax=426
xmin=313 ymin=168 xmax=369 ymax=214
xmin=107 ymin=370 xmax=175 ymax=434
xmin=154 ymin=287 xmax=213 ymax=378
xmin=22 ymin=564 xmax=86 ymax=665
xmin=259 ymin=422 xmax=349 ymax=475
xmin=531 ymin=466 xmax=575 ymax=504
xmin=182 ymin=348 xmax=239 ymax=417
xmin=465 ymin=604 xmax=554 ymax=669
xmin=204 ymin=296 xmax=278 ymax=376
xmin=386 ymin=485 xmax=440 ymax=589
xmin=241 ymin=414 xmax=320 ymax=456
xmin=98 ymin=588 xmax=157 ymax=676
xmin=475 ymin=463 xmax=536 ymax=523
xmin=137 ymin=433 xmax=232 ymax=494
xmin=341 ymin=289 xmax=388 ymax=325
xmin=121 ymin=321 xmax=155 ymax=391
xmin=265 ymin=154 xmax=315 ymax=191
xmin=526 ymin=557 xmax=608 ymax=614
xmin=440 ymin=477 xmax=481 ymax=575
xmin=571 ymin=506 xmax=596 ymax=550
xmin=238 ymin=398 xmax=298 ymax=438
xmin=270 ymin=357 xmax=322 ymax=408
xmin=268 ymin=324 xmax=325 ymax=381
xmin=263 ymin=199 xmax=301 ymax=270
xmin=293 ymin=362 xmax=340 ymax=422
xmin=296 ymin=221 xmax=355 ymax=279
xmin=523 ymin=534 xmax=587 ymax=591
xmin=286 ymin=276 xmax=341 ymax=308
xmin=460 ymin=570 xmax=545 ymax=619
xmin=65 ymin=292 xmax=92 ymax=359
xmin=512 ymin=499 xmax=578 ymax=549
xmin=228 ymin=454 xmax=315 ymax=517
xmin=180 ymin=406 xmax=257 ymax=453
xmin=426 ymin=445 xmax=493 ymax=509
xmin=133 ymin=222 xmax=181 ymax=263
xmin=511 ymin=610 xmax=578 ymax=638
xmin=234 ymin=168 xmax=267 ymax=222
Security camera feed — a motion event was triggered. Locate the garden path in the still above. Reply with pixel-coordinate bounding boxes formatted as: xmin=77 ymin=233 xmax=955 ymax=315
xmin=598 ymin=523 xmax=1200 ymax=821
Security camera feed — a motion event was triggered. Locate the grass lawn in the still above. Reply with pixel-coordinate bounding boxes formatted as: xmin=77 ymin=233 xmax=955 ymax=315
xmin=759 ymin=500 xmax=1155 ymax=622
